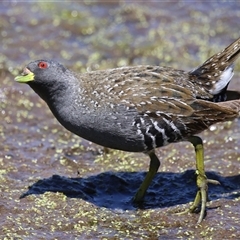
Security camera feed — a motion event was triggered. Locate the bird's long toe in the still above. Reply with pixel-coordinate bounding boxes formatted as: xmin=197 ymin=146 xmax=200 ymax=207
xmin=188 ymin=174 xmax=220 ymax=224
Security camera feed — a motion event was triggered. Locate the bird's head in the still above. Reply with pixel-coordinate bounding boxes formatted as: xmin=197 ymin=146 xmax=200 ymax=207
xmin=15 ymin=60 xmax=72 ymax=103
xmin=15 ymin=60 xmax=68 ymax=86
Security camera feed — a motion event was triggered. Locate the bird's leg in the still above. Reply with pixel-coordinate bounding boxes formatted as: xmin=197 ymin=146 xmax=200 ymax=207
xmin=133 ymin=150 xmax=160 ymax=202
xmin=188 ymin=136 xmax=220 ymax=223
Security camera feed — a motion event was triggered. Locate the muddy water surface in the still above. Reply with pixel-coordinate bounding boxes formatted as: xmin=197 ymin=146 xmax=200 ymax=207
xmin=0 ymin=1 xmax=240 ymax=239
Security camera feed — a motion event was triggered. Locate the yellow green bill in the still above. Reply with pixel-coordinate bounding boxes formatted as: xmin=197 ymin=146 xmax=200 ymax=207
xmin=15 ymin=72 xmax=35 ymax=83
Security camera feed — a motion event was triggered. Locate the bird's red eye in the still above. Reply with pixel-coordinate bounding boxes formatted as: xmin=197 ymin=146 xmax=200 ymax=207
xmin=38 ymin=61 xmax=48 ymax=69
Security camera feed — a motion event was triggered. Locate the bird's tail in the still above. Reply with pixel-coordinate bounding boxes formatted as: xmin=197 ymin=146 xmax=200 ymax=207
xmin=183 ymin=99 xmax=240 ymax=136
xmin=217 ymin=99 xmax=240 ymax=117
xmin=190 ymin=37 xmax=240 ymax=101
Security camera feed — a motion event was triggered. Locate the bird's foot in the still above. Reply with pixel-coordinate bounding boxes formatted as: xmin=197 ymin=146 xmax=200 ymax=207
xmin=191 ymin=174 xmax=220 ymax=224
xmin=176 ymin=173 xmax=220 ymax=224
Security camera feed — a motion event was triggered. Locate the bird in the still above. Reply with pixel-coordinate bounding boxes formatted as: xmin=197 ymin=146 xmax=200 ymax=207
xmin=15 ymin=37 xmax=240 ymax=224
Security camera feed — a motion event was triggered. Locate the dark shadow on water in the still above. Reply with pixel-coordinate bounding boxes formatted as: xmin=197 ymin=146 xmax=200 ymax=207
xmin=20 ymin=170 xmax=240 ymax=210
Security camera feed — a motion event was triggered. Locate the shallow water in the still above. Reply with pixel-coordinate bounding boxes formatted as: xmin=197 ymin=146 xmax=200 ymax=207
xmin=0 ymin=1 xmax=240 ymax=239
